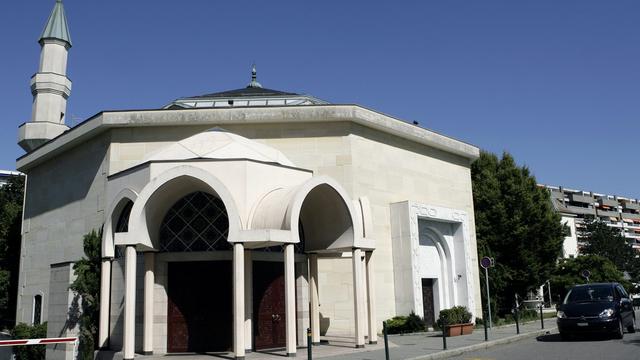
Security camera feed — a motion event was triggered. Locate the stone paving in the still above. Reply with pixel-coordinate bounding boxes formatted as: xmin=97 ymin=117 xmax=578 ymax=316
xmin=133 ymin=317 xmax=556 ymax=360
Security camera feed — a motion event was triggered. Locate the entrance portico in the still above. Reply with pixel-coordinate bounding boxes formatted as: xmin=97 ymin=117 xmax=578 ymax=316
xmin=97 ymin=130 xmax=375 ymax=359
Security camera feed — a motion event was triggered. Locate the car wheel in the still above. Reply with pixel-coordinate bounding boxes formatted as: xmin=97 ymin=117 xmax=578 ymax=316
xmin=628 ymin=316 xmax=636 ymax=333
xmin=614 ymin=318 xmax=624 ymax=339
xmin=560 ymin=331 xmax=571 ymax=341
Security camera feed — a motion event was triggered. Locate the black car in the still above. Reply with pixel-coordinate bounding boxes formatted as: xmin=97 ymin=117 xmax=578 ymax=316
xmin=557 ymin=283 xmax=636 ymax=339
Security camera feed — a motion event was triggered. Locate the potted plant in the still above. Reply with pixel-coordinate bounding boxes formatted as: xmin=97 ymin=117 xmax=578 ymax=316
xmin=436 ymin=306 xmax=474 ymax=336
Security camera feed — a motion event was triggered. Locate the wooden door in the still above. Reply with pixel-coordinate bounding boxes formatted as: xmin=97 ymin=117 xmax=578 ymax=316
xmin=253 ymin=261 xmax=287 ymax=350
xmin=167 ymin=261 xmax=232 ymax=353
xmin=422 ymin=278 xmax=435 ymax=328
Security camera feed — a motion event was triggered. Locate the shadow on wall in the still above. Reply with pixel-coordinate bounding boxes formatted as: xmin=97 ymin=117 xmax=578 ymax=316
xmin=49 ymin=294 xmax=81 ymax=354
xmin=320 ymin=313 xmax=330 ymax=336
xmin=109 ymin=309 xmax=123 ymax=351
xmin=23 ymin=135 xmax=108 ymax=218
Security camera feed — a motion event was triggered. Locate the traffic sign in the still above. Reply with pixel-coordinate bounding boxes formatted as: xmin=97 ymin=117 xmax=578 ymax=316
xmin=480 ymin=256 xmax=494 ymax=269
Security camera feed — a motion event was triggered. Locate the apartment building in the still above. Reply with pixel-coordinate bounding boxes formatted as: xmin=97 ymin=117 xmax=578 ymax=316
xmin=0 ymin=170 xmax=22 ymax=187
xmin=540 ymin=185 xmax=640 ymax=257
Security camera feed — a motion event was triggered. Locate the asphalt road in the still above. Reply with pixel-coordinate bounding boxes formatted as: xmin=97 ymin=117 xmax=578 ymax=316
xmin=0 ymin=332 xmax=11 ymax=360
xmin=449 ymin=328 xmax=640 ymax=360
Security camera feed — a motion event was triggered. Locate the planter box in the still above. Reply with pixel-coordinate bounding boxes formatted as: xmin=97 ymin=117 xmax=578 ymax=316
xmin=445 ymin=323 xmax=474 ymax=337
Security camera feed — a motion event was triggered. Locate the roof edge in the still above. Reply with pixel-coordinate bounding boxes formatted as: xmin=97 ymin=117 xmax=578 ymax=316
xmin=16 ymin=104 xmax=479 ymax=171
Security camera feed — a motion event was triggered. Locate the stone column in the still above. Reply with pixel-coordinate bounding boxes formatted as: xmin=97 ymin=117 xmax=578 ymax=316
xmin=309 ymin=254 xmax=320 ymax=344
xmin=143 ymin=252 xmax=155 ymax=355
xmin=123 ymin=246 xmax=137 ymax=360
xmin=98 ymin=258 xmax=112 ymax=349
xmin=233 ymin=243 xmax=245 ymax=360
xmin=285 ymin=244 xmax=296 ymax=356
xmin=365 ymin=251 xmax=377 ymax=344
xmin=244 ymin=250 xmax=253 ymax=353
xmin=352 ymin=248 xmax=365 ymax=348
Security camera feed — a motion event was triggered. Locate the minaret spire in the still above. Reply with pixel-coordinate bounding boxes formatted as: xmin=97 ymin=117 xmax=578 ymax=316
xmin=18 ymin=0 xmax=73 ymax=151
xmin=39 ymin=0 xmax=72 ymax=47
xmin=247 ymin=64 xmax=263 ymax=88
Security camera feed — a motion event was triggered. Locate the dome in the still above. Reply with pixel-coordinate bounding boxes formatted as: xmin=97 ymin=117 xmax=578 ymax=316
xmin=145 ymin=128 xmax=295 ymax=167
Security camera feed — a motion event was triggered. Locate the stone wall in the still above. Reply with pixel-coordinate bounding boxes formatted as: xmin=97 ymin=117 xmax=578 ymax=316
xmin=17 ymin=133 xmax=109 ymax=340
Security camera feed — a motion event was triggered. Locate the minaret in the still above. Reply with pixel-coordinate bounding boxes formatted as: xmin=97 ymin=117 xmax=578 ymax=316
xmin=18 ymin=0 xmax=72 ymax=152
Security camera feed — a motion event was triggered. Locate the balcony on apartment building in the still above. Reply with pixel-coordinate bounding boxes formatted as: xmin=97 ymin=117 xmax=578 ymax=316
xmin=597 ymin=209 xmax=620 ymax=218
xmin=566 ymin=205 xmax=596 ymax=216
xmin=570 ymin=193 xmax=595 ymax=204
xmin=621 ymin=212 xmax=640 ymax=221
xmin=622 ymin=201 xmax=640 ymax=211
xmin=598 ymin=197 xmax=619 ymax=208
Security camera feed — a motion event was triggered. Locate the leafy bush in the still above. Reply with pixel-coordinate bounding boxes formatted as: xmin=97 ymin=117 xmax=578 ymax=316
xmin=437 ymin=306 xmax=472 ymax=328
xmin=518 ymin=309 xmax=538 ymax=321
xmin=405 ymin=312 xmax=426 ymax=332
xmin=70 ymin=229 xmax=102 ymax=360
xmin=384 ymin=312 xmax=426 ymax=334
xmin=11 ymin=322 xmax=47 ymax=360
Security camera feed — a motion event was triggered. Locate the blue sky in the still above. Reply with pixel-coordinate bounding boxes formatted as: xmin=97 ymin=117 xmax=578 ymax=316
xmin=2 ymin=1 xmax=639 ymax=197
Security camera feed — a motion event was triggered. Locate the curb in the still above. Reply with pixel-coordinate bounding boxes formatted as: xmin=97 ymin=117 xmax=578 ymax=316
xmin=404 ymin=327 xmax=557 ymax=360
xmin=388 ymin=319 xmax=555 ymax=338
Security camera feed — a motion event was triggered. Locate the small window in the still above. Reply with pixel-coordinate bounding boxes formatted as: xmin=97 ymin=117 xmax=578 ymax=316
xmin=33 ymin=295 xmax=42 ymax=325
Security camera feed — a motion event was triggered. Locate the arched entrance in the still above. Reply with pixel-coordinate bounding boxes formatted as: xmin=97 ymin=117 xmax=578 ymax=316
xmin=418 ymin=226 xmax=451 ymax=327
xmin=161 ymin=191 xmax=233 ymax=353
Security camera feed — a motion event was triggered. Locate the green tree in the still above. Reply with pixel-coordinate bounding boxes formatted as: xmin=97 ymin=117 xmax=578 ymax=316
xmin=472 ymin=151 xmax=564 ymax=314
xmin=0 ymin=174 xmax=25 ymax=329
xmin=70 ymin=229 xmax=102 ymax=359
xmin=550 ymin=254 xmax=629 ymax=301
xmin=11 ymin=322 xmax=47 ymax=360
xmin=579 ymin=218 xmax=639 ymax=280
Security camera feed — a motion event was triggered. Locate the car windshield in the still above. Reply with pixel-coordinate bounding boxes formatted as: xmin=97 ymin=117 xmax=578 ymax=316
xmin=564 ymin=286 xmax=614 ymax=304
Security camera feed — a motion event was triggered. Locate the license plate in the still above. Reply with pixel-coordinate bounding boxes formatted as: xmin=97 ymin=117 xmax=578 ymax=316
xmin=577 ymin=322 xmax=588 ymax=327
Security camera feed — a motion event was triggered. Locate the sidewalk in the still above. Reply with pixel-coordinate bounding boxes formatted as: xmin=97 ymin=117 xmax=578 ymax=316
xmin=321 ymin=317 xmax=556 ymax=360
xmin=134 ymin=317 xmax=556 ymax=360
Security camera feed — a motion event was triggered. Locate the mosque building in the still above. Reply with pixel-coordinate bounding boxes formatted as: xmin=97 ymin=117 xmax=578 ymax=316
xmin=16 ymin=1 xmax=482 ymax=359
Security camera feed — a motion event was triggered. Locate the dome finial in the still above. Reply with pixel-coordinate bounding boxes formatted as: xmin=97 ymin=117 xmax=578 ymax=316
xmin=247 ymin=63 xmax=262 ymax=88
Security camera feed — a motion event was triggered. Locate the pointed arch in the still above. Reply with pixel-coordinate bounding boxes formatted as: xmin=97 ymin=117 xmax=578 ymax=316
xmin=287 ymin=176 xmax=361 ymax=252
xmin=127 ymin=165 xmax=242 ymax=250
xmin=103 ymin=188 xmax=138 ymax=258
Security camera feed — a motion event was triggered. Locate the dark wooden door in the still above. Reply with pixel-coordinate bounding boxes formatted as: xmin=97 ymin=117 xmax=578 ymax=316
xmin=167 ymin=261 xmax=232 ymax=353
xmin=253 ymin=261 xmax=287 ymax=350
xmin=422 ymin=278 xmax=435 ymax=328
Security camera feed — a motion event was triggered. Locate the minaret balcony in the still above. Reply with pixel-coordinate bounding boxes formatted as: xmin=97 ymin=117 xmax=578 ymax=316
xmin=18 ymin=121 xmax=70 ymax=152
xmin=30 ymin=73 xmax=72 ymax=98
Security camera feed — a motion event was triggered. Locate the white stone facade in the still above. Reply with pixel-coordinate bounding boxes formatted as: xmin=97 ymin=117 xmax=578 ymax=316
xmin=19 ymin=114 xmax=480 ymax=360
